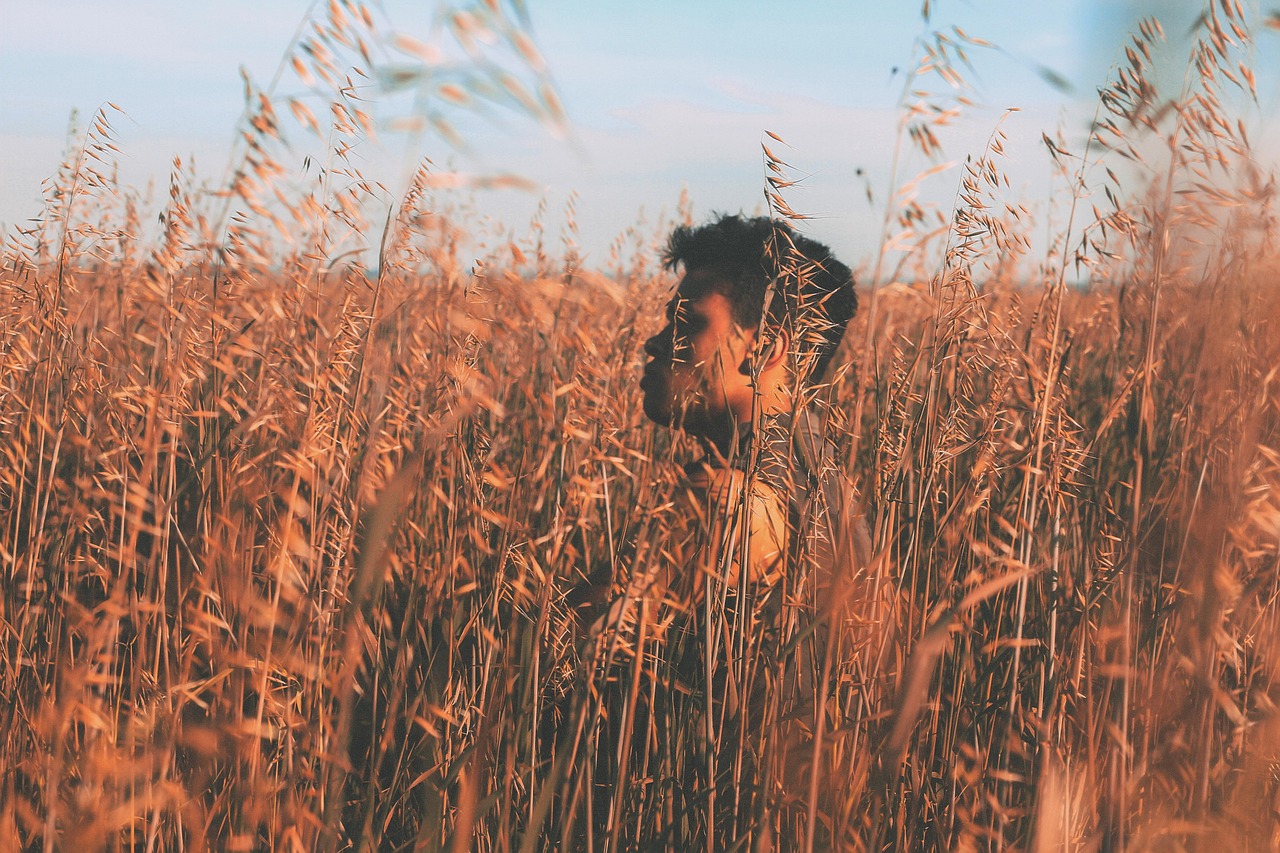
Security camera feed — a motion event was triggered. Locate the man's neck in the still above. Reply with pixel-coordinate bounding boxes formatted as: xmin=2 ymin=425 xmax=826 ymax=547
xmin=697 ymin=421 xmax=742 ymax=464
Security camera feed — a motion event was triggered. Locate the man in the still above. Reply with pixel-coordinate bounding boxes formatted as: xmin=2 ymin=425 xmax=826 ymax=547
xmin=627 ymin=213 xmax=878 ymax=848
xmin=639 ymin=212 xmax=871 ymax=603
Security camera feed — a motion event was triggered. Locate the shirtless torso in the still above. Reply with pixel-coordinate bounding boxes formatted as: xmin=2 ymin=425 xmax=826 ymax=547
xmin=587 ymin=409 xmax=880 ymax=848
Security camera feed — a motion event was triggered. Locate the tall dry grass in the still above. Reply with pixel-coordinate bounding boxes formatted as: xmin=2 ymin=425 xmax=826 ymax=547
xmin=3 ymin=0 xmax=1280 ymax=849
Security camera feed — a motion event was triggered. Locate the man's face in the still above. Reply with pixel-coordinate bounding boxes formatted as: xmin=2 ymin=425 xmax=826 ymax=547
xmin=640 ymin=269 xmax=757 ymax=437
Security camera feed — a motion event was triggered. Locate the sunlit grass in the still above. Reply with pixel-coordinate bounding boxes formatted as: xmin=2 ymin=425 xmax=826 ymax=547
xmin=3 ymin=1 xmax=1280 ymax=850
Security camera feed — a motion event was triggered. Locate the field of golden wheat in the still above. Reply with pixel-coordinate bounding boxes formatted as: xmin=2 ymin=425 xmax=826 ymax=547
xmin=3 ymin=1 xmax=1280 ymax=850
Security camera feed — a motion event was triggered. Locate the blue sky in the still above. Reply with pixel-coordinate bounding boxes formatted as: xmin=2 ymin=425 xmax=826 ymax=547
xmin=2 ymin=0 xmax=1274 ymax=271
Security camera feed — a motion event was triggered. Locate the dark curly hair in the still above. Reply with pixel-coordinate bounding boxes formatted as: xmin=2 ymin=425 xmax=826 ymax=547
xmin=663 ymin=214 xmax=856 ymax=384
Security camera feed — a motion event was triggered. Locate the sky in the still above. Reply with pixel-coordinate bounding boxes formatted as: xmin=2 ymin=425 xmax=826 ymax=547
xmin=2 ymin=0 xmax=1276 ymax=273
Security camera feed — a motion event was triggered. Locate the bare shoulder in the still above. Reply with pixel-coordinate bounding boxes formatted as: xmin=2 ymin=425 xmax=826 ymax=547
xmin=680 ymin=464 xmax=788 ymax=585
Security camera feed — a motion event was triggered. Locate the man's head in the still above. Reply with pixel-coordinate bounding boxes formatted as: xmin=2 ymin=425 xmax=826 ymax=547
xmin=639 ymin=214 xmax=856 ymax=446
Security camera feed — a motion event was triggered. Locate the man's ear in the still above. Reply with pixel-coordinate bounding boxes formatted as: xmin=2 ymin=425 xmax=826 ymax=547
xmin=739 ymin=327 xmax=790 ymax=375
xmin=760 ymin=327 xmax=789 ymax=371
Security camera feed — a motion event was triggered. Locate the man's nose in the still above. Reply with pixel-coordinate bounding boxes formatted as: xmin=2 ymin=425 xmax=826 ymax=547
xmin=644 ymin=330 xmax=668 ymax=358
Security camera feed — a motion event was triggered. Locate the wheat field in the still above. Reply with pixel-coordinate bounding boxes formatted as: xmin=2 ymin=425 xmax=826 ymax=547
xmin=3 ymin=1 xmax=1280 ymax=850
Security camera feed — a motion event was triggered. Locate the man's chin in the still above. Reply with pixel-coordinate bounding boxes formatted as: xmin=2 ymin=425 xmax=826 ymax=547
xmin=643 ymin=402 xmax=706 ymax=437
xmin=641 ymin=381 xmax=712 ymax=433
xmin=641 ymin=394 xmax=673 ymax=427
xmin=641 ymin=391 xmax=687 ymax=431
